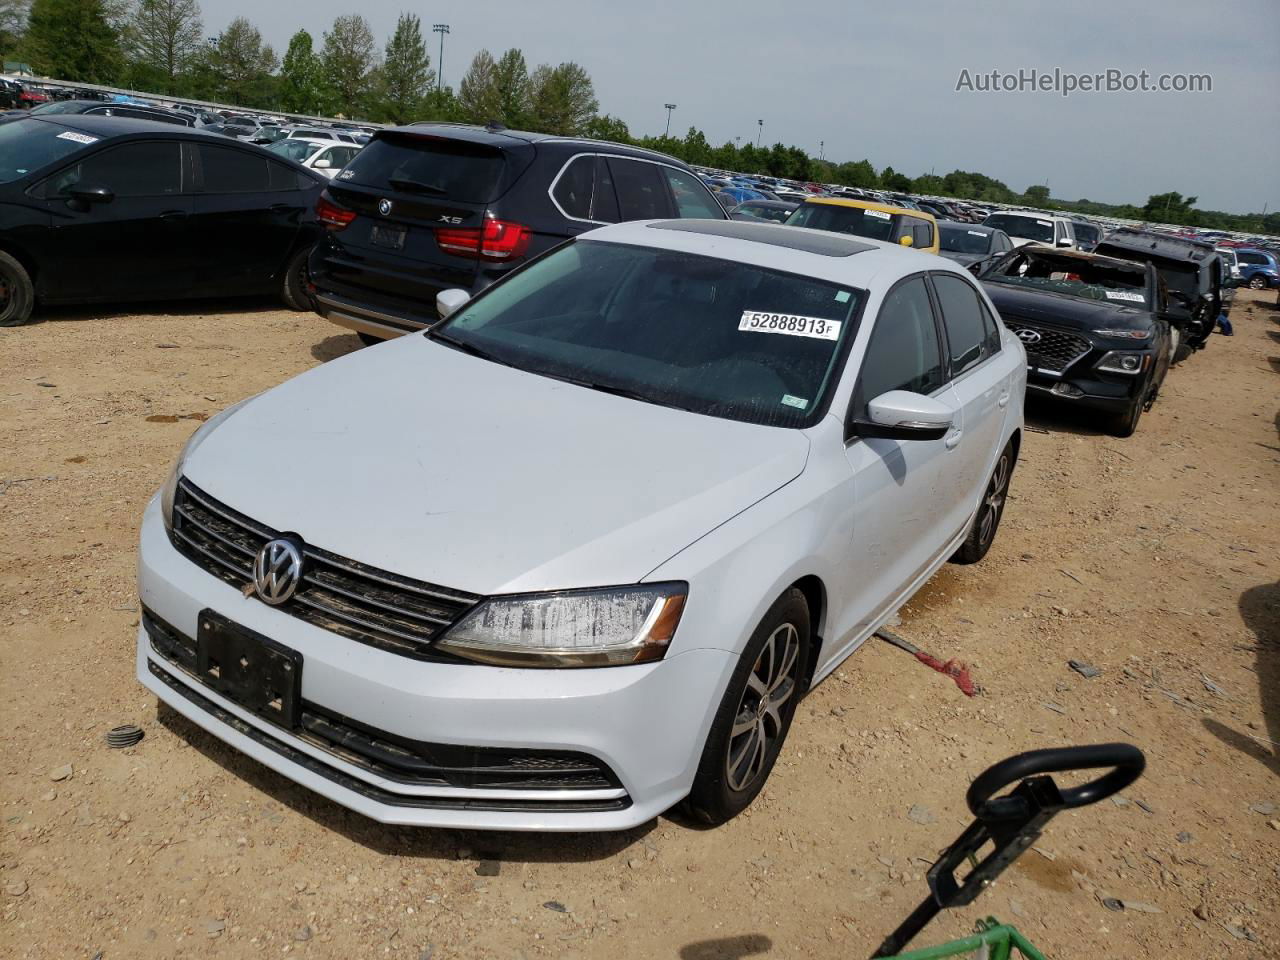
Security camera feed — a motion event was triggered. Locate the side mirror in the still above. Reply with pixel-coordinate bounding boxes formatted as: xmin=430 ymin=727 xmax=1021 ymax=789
xmin=1056 ymin=237 xmax=1073 ymax=248
xmin=850 ymin=390 xmax=953 ymax=442
xmin=436 ymin=288 xmax=470 ymax=320
xmin=898 ymin=235 xmax=914 ymax=247
xmin=68 ymin=183 xmax=114 ymax=205
xmin=313 ymin=157 xmax=331 ymax=169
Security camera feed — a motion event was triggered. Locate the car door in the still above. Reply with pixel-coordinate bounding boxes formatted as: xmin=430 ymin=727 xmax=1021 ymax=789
xmin=39 ymin=138 xmax=195 ymax=302
xmin=927 ymin=272 xmax=1010 ymax=538
xmin=605 ymin=157 xmax=676 ymax=222
xmin=832 ymin=275 xmax=962 ymax=650
xmin=191 ymin=142 xmax=312 ymax=293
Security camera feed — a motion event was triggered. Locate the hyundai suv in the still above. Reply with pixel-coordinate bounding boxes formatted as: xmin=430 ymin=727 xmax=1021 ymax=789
xmin=308 ymin=124 xmax=727 ymax=344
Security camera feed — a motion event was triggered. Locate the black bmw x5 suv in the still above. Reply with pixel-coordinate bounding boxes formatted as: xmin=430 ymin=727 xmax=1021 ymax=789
xmin=308 ymin=124 xmax=727 ymax=343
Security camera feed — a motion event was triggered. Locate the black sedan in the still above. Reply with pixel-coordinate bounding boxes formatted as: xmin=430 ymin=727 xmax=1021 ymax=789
xmin=936 ymin=220 xmax=1013 ymax=273
xmin=730 ymin=199 xmax=799 ymax=223
xmin=0 ymin=99 xmax=194 ymax=127
xmin=979 ymin=246 xmax=1171 ymax=437
xmin=0 ymin=115 xmax=324 ymax=327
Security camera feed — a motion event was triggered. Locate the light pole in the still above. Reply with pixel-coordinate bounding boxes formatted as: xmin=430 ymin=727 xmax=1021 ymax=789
xmin=756 ymin=119 xmax=763 ymax=147
xmin=663 ymin=103 xmax=677 ymax=137
xmin=432 ymin=24 xmax=450 ymax=92
xmin=819 ymin=140 xmax=824 ymax=162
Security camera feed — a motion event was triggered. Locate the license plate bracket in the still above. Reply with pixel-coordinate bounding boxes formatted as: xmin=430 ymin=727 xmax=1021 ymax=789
xmin=370 ymin=224 xmax=406 ymax=250
xmin=197 ymin=610 xmax=302 ymax=728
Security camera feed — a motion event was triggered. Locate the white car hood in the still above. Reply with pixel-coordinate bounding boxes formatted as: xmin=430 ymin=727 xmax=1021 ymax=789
xmin=184 ymin=335 xmax=810 ymax=595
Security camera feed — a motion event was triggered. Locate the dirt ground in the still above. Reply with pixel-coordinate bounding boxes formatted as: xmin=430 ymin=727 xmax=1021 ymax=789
xmin=1 ymin=289 xmax=1277 ymax=960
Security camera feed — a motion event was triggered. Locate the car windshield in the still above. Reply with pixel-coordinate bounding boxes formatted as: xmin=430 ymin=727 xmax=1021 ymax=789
xmin=985 ymin=249 xmax=1148 ymax=303
xmin=0 ymin=119 xmax=96 ymax=183
xmin=433 ymin=240 xmax=863 ymax=428
xmin=985 ymin=214 xmax=1055 ymax=243
xmin=267 ymin=139 xmax=322 ymax=162
xmin=786 ymin=203 xmax=900 ymax=243
xmin=1073 ymin=223 xmax=1101 ymax=245
xmin=737 ymin=203 xmax=794 ymax=223
xmin=940 ymin=226 xmax=993 ymax=255
xmin=29 ymin=101 xmax=84 ymax=115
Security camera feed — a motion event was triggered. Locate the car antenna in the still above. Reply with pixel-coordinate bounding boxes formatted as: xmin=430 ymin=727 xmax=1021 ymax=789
xmin=485 ymin=120 xmax=506 ymax=133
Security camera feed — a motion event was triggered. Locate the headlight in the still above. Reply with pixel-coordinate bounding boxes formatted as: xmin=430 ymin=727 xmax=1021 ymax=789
xmin=1096 ymin=351 xmax=1147 ymax=375
xmin=160 ymin=396 xmax=256 ymax=529
xmin=436 ymin=583 xmax=688 ymax=668
xmin=1093 ymin=328 xmax=1151 ymax=340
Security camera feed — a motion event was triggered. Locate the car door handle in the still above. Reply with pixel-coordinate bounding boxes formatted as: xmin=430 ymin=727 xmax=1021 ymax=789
xmin=269 ymin=203 xmax=293 ymax=213
xmin=944 ymin=430 xmax=963 ymax=449
xmin=998 ymin=392 xmax=1010 ymax=408
xmin=159 ymin=210 xmax=187 ymax=221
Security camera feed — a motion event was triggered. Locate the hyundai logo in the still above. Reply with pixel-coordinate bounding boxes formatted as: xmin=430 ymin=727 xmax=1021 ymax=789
xmin=253 ymin=539 xmax=304 ymax=606
xmin=1016 ymin=329 xmax=1042 ymax=345
xmin=378 ymin=199 xmax=393 ymax=217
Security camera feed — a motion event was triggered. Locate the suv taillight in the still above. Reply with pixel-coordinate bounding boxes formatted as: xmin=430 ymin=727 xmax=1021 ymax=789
xmin=436 ymin=218 xmax=532 ymax=261
xmin=316 ymin=192 xmax=356 ymax=231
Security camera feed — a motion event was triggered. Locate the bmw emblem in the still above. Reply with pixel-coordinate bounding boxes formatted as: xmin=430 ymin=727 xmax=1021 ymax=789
xmin=1016 ymin=329 xmax=1042 ymax=345
xmin=378 ymin=199 xmax=393 ymax=217
xmin=253 ymin=538 xmax=304 ymax=606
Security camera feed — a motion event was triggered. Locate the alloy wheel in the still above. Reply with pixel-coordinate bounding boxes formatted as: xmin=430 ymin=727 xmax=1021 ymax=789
xmin=978 ymin=453 xmax=1010 ymax=546
xmin=725 ymin=623 xmax=800 ymax=792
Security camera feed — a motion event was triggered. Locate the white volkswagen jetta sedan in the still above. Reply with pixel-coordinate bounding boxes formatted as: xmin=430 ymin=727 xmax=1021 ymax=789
xmin=137 ymin=219 xmax=1025 ymax=831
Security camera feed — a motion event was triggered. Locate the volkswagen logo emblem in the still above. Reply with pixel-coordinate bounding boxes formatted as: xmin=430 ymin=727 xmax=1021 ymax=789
xmin=1016 ymin=329 xmax=1042 ymax=345
xmin=378 ymin=199 xmax=393 ymax=217
xmin=253 ymin=539 xmax=304 ymax=606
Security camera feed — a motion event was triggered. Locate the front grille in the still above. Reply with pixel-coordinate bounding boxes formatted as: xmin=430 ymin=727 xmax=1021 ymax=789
xmin=144 ymin=610 xmax=624 ymax=796
xmin=1003 ymin=320 xmax=1091 ymax=374
xmin=169 ymin=479 xmax=480 ymax=659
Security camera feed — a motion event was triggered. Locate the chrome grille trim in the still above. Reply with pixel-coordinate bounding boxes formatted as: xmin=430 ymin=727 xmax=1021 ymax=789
xmin=1004 ymin=320 xmax=1091 ymax=374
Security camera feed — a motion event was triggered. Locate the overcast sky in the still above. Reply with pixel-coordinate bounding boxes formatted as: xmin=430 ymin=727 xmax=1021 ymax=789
xmin=204 ymin=1 xmax=1279 ymax=214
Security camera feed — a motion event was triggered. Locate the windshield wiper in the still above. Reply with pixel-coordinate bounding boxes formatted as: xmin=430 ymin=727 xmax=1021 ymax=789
xmin=426 ymin=329 xmax=516 ymax=368
xmin=387 ymin=176 xmax=448 ymax=196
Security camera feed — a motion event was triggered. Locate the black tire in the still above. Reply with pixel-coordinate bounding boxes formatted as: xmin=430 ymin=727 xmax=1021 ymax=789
xmin=1169 ymin=327 xmax=1192 ymax=365
xmin=280 ymin=247 xmax=313 ymax=312
xmin=1109 ymin=398 xmax=1143 ymax=438
xmin=683 ymin=589 xmax=811 ymax=825
xmin=0 ymin=250 xmax=35 ymax=327
xmin=357 ymin=332 xmax=384 ymax=347
xmin=951 ymin=438 xmax=1017 ymax=564
xmin=1249 ymin=275 xmax=1267 ymax=290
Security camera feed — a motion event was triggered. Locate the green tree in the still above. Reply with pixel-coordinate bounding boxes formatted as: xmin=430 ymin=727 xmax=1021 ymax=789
xmin=280 ymin=29 xmax=323 ymax=115
xmin=1142 ymin=191 xmax=1197 ymax=224
xmin=124 ymin=0 xmax=202 ymax=93
xmin=1023 ymin=184 xmax=1050 ymax=207
xmin=680 ymin=126 xmax=712 ymax=166
xmin=26 ymin=0 xmax=123 ymax=83
xmin=375 ymin=12 xmax=432 ymax=125
xmin=585 ymin=113 xmax=631 ymax=143
xmin=210 ymin=17 xmax=276 ymax=105
xmin=419 ymin=84 xmax=464 ymax=122
xmin=491 ymin=48 xmax=529 ymax=127
xmin=321 ymin=14 xmax=375 ymax=118
xmin=0 ymin=0 xmax=28 ymax=55
xmin=832 ymin=159 xmax=878 ymax=188
xmin=456 ymin=48 xmax=498 ymax=122
xmin=879 ymin=166 xmax=912 ymax=192
xmin=526 ymin=61 xmax=597 ymax=135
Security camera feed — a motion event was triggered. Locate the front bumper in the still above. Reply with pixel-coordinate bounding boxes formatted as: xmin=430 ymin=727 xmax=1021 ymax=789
xmin=1025 ymin=368 xmax=1143 ymax=414
xmin=136 ymin=496 xmax=735 ymax=831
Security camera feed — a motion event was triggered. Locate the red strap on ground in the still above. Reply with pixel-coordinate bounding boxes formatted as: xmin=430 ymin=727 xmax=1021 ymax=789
xmin=913 ymin=651 xmax=977 ymax=697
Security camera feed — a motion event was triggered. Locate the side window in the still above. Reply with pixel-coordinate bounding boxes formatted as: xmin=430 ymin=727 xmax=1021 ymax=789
xmin=662 ymin=166 xmax=724 ymax=219
xmin=198 ymin=144 xmax=271 ymax=193
xmin=265 ymin=158 xmax=309 ymax=192
xmin=932 ymin=274 xmax=992 ymax=376
xmin=591 ymin=155 xmax=620 ymax=222
xmin=551 ymin=155 xmax=596 ymax=220
xmin=856 ymin=277 xmax=944 ymax=408
xmin=911 ymin=219 xmax=933 ymax=248
xmin=606 ymin=157 xmax=674 ymax=221
xmin=332 ymin=146 xmax=359 ymax=167
xmin=978 ymin=298 xmax=1002 ymax=355
xmin=43 ymin=141 xmax=182 ymax=197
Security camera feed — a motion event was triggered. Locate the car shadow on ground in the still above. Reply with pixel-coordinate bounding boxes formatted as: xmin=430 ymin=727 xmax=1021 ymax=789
xmin=34 ymin=297 xmax=284 ymax=324
xmin=679 ymin=934 xmax=773 ymax=959
xmin=310 ymin=333 xmax=363 ymax=363
xmin=156 ymin=702 xmax=655 ymax=863
xmin=1201 ymin=580 xmax=1279 ymax=777
xmin=1023 ymin=396 xmax=1109 ymax=438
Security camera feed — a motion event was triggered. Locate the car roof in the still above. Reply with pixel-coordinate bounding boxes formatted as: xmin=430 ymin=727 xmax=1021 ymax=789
xmin=1096 ymin=228 xmax=1217 ymax=261
xmin=937 ymin=220 xmax=993 ymax=231
xmin=801 ymin=196 xmax=937 ymax=222
xmin=394 ymin=122 xmax=691 ymax=164
xmin=1006 ymin=244 xmax=1150 ymax=275
xmin=577 ymin=218 xmax=969 ymax=290
xmin=989 ymin=210 xmax=1071 ymax=221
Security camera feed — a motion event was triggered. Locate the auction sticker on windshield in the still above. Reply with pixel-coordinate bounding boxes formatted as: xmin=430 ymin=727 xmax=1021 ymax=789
xmin=56 ymin=131 xmax=98 ymax=145
xmin=1104 ymin=290 xmax=1145 ymax=302
xmin=739 ymin=311 xmax=842 ymax=341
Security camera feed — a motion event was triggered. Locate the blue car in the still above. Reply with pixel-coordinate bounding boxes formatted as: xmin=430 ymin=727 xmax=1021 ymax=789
xmin=1234 ymin=248 xmax=1280 ymax=289
xmin=715 ymin=185 xmax=767 ymax=206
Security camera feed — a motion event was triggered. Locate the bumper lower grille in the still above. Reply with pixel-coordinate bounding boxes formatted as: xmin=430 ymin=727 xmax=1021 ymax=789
xmin=1004 ymin=320 xmax=1091 ymax=374
xmin=169 ymin=479 xmax=480 ymax=659
xmin=144 ymin=610 xmax=624 ymax=796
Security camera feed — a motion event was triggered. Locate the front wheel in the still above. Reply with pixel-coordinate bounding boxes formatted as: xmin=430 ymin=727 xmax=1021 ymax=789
xmin=0 ymin=250 xmax=35 ymax=327
xmin=1249 ymin=275 xmax=1267 ymax=290
xmin=683 ymin=589 xmax=811 ymax=825
xmin=1109 ymin=398 xmax=1143 ymax=438
xmin=951 ymin=439 xmax=1017 ymax=565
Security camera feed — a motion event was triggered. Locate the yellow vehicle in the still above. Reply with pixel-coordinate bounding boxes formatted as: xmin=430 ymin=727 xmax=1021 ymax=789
xmin=785 ymin=197 xmax=940 ymax=254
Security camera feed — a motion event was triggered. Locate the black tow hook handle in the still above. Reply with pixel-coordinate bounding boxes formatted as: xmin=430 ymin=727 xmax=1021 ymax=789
xmin=871 ymin=743 xmax=1145 ymax=958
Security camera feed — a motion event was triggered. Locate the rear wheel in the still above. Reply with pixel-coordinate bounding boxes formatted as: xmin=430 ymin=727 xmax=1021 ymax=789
xmin=1249 ymin=275 xmax=1267 ymax=290
xmin=280 ymin=247 xmax=313 ymax=312
xmin=1170 ymin=327 xmax=1192 ymax=364
xmin=951 ymin=438 xmax=1016 ymax=564
xmin=357 ymin=332 xmax=384 ymax=347
xmin=0 ymin=251 xmax=35 ymax=327
xmin=684 ymin=589 xmax=810 ymax=825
